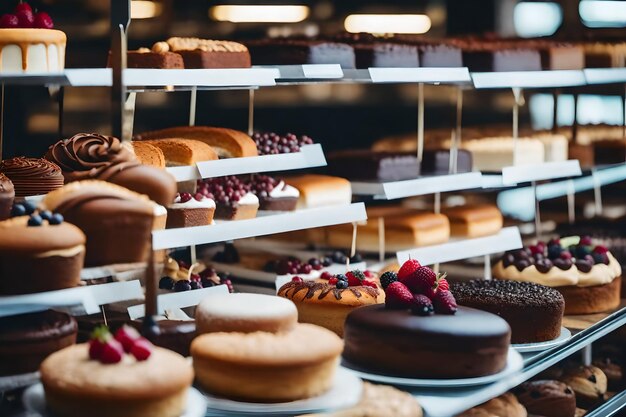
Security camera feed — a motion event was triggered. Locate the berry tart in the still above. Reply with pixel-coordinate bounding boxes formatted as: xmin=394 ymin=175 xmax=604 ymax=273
xmin=0 ymin=2 xmax=65 ymax=73
xmin=451 ymin=279 xmax=565 ymax=343
xmin=246 ymin=174 xmax=299 ymax=211
xmin=0 ymin=207 xmax=85 ymax=295
xmin=252 ymin=132 xmax=314 ymax=155
xmin=40 ymin=326 xmax=193 ymax=417
xmin=277 ymin=269 xmax=384 ymax=337
xmin=135 ymin=126 xmax=257 ymax=158
xmin=0 ymin=309 xmax=77 ymax=376
xmin=197 ymin=175 xmax=259 ymax=220
xmin=165 ymin=192 xmax=215 ymax=229
xmin=493 ymin=236 xmax=622 ymax=314
xmin=343 ymin=259 xmax=512 ymax=378
xmin=0 ymin=173 xmax=14 ymax=220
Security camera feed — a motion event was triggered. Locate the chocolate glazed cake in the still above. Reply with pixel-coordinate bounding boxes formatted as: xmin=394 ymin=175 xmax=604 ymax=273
xmin=343 ymin=305 xmax=511 ymax=378
xmin=451 ymin=279 xmax=564 ymax=343
xmin=327 ymin=150 xmax=420 ymax=181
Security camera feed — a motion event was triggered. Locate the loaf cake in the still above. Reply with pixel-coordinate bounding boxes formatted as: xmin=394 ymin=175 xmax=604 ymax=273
xmin=442 ymin=204 xmax=503 ymax=238
xmin=129 ymin=141 xmax=165 ymax=168
xmin=282 ymin=174 xmax=352 ymax=209
xmin=142 ymin=138 xmax=218 ymax=165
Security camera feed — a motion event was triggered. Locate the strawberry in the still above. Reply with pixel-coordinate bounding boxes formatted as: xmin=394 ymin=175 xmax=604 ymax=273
xmin=88 ymin=338 xmax=105 ymax=360
xmin=328 ymin=276 xmax=338 ymax=285
xmin=384 ymin=281 xmax=413 ymax=310
xmin=363 ymin=270 xmax=374 ymax=278
xmin=433 ymin=272 xmax=449 ymax=292
xmin=114 ymin=325 xmax=141 ymax=353
xmin=0 ymin=14 xmax=19 ymax=28
xmin=33 ymin=11 xmax=53 ymax=29
xmin=130 ymin=338 xmax=153 ymax=361
xmin=403 ymin=266 xmax=436 ymax=294
xmin=410 ymin=294 xmax=434 ymax=316
xmin=346 ymin=270 xmax=365 ymax=287
xmin=100 ymin=339 xmax=124 ymax=364
xmin=397 ymin=259 xmax=421 ymax=282
xmin=433 ymin=290 xmax=458 ymax=315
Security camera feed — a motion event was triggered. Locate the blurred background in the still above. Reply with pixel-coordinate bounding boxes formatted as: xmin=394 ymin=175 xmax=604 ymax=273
xmin=3 ymin=0 xmax=626 ymax=158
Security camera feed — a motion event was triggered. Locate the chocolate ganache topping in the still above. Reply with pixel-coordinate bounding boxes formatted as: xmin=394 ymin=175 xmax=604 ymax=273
xmin=45 ymin=133 xmax=139 ymax=182
xmin=280 ymin=280 xmax=379 ymax=301
xmin=0 ymin=157 xmax=64 ymax=197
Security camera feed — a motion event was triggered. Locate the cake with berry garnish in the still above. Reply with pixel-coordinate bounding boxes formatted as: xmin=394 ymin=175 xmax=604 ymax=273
xmin=277 ymin=270 xmax=384 ymax=337
xmin=0 ymin=309 xmax=77 ymax=376
xmin=493 ymin=236 xmax=622 ymax=314
xmin=0 ymin=2 xmax=65 ymax=73
xmin=41 ymin=180 xmax=162 ymax=267
xmin=252 ymin=132 xmax=315 ymax=155
xmin=343 ymin=259 xmax=512 ymax=378
xmin=45 ymin=133 xmax=176 ymax=206
xmin=135 ymin=126 xmax=257 ymax=158
xmin=166 ymin=192 xmax=215 ymax=229
xmin=246 ymin=174 xmax=299 ymax=211
xmin=197 ymin=175 xmax=259 ymax=220
xmin=451 ymin=279 xmax=564 ymax=343
xmin=40 ymin=326 xmax=193 ymax=417
xmin=0 ymin=208 xmax=85 ymax=295
xmin=0 ymin=157 xmax=64 ymax=197
xmin=0 ymin=173 xmax=14 ymax=220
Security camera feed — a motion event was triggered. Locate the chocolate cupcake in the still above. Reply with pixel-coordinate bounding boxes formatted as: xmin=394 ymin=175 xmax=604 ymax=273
xmin=45 ymin=133 xmax=176 ymax=205
xmin=593 ymin=358 xmax=624 ymax=391
xmin=561 ymin=365 xmax=608 ymax=409
xmin=515 ymin=380 xmax=576 ymax=417
xmin=0 ymin=157 xmax=63 ymax=197
xmin=0 ymin=310 xmax=77 ymax=376
xmin=0 ymin=173 xmax=14 ymax=220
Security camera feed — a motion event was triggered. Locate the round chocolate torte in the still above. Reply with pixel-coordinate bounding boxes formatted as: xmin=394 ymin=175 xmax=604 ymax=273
xmin=343 ymin=305 xmax=511 ymax=379
xmin=451 ymin=279 xmax=564 ymax=343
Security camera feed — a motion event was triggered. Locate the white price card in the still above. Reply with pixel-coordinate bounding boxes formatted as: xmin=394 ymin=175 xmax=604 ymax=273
xmin=472 ymin=70 xmax=586 ymax=89
xmin=302 ymin=64 xmax=343 ymax=79
xmin=351 ymin=172 xmax=483 ymax=199
xmin=369 ymin=67 xmax=471 ymax=83
xmin=127 ymin=285 xmax=228 ymax=320
xmin=501 ymin=160 xmax=582 ymax=185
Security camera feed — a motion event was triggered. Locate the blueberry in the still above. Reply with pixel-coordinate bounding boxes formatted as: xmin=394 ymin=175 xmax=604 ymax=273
xmin=190 ymin=281 xmax=203 ymax=290
xmin=201 ymin=277 xmax=215 ymax=288
xmin=174 ymin=280 xmax=192 ymax=292
xmin=10 ymin=204 xmax=26 ymax=217
xmin=39 ymin=210 xmax=53 ymax=221
xmin=159 ymin=276 xmax=175 ymax=290
xmin=27 ymin=214 xmax=43 ymax=227
xmin=22 ymin=201 xmax=36 ymax=215
xmin=336 ymin=280 xmax=349 ymax=289
xmin=321 ymin=257 xmax=332 ymax=267
xmin=575 ymin=260 xmax=592 ymax=273
xmin=335 ymin=274 xmax=348 ymax=282
xmin=350 ymin=253 xmax=363 ymax=263
xmin=48 ymin=213 xmax=64 ymax=225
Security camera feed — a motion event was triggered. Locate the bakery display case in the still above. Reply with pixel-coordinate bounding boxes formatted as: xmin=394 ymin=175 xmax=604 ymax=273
xmin=1 ymin=1 xmax=626 ymax=417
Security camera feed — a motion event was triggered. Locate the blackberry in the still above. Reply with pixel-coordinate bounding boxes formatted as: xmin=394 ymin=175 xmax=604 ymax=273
xmin=380 ymin=271 xmax=398 ymax=289
xmin=174 ymin=280 xmax=192 ymax=292
xmin=159 ymin=276 xmax=175 ymax=290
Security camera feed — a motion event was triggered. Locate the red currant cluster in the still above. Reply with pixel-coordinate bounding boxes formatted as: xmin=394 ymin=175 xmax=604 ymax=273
xmin=197 ymin=176 xmax=251 ymax=205
xmin=0 ymin=3 xmax=54 ymax=29
xmin=253 ymin=132 xmax=314 ymax=156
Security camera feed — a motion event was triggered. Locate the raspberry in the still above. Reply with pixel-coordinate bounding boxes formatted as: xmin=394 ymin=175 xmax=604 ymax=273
xmin=114 ymin=325 xmax=141 ymax=353
xmin=580 ymin=236 xmax=593 ymax=246
xmin=33 ymin=11 xmax=53 ymax=29
xmin=529 ymin=245 xmax=543 ymax=255
xmin=385 ymin=282 xmax=413 ymax=310
xmin=379 ymin=271 xmax=398 ymax=289
xmin=130 ymin=338 xmax=153 ymax=361
xmin=362 ymin=280 xmax=377 ymax=288
xmin=536 ymin=241 xmax=546 ymax=251
xmin=363 ymin=270 xmax=374 ymax=278
xmin=346 ymin=270 xmax=364 ymax=287
xmin=402 ymin=266 xmax=436 ymax=293
xmin=397 ymin=259 xmax=421 ymax=282
xmin=433 ymin=290 xmax=458 ymax=315
xmin=14 ymin=3 xmax=33 ymax=14
xmin=435 ymin=273 xmax=449 ymax=292
xmin=0 ymin=14 xmax=19 ymax=28
xmin=410 ymin=294 xmax=434 ymax=316
xmin=548 ymin=238 xmax=560 ymax=246
xmin=100 ymin=339 xmax=124 ymax=364
xmin=320 ymin=271 xmax=332 ymax=280
xmin=593 ymin=245 xmax=608 ymax=254
xmin=560 ymin=251 xmax=572 ymax=260
xmin=328 ymin=277 xmax=338 ymax=285
xmin=291 ymin=276 xmax=303 ymax=283
xmin=15 ymin=9 xmax=34 ymax=28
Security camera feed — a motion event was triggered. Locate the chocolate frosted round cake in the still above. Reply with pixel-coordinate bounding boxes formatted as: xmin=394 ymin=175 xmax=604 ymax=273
xmin=343 ymin=305 xmax=511 ymax=379
xmin=0 ymin=157 xmax=63 ymax=197
xmin=451 ymin=279 xmax=564 ymax=343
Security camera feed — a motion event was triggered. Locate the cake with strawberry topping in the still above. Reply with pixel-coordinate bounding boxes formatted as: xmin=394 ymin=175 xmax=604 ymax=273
xmin=166 ymin=191 xmax=215 ymax=228
xmin=277 ymin=269 xmax=384 ymax=337
xmin=493 ymin=236 xmax=622 ymax=314
xmin=0 ymin=2 xmax=65 ymax=73
xmin=343 ymin=259 xmax=511 ymax=378
xmin=40 ymin=326 xmax=193 ymax=417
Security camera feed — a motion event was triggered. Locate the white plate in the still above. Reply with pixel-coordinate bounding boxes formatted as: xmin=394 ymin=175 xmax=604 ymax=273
xmin=200 ymin=366 xmax=362 ymax=415
xmin=23 ymin=383 xmax=207 ymax=417
xmin=0 ymin=371 xmax=39 ymax=392
xmin=342 ymin=348 xmax=524 ymax=388
xmin=513 ymin=327 xmax=572 ymax=353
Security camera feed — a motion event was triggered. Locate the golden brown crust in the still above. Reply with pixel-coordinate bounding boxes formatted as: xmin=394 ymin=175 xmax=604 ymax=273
xmin=191 ymin=323 xmax=343 ymax=367
xmin=134 ymin=126 xmax=257 ymax=158
xmin=0 ymin=29 xmax=66 ymax=44
xmin=284 ymin=174 xmax=351 ymax=196
xmin=278 ymin=280 xmax=384 ymax=308
xmin=443 ymin=204 xmax=502 ymax=223
xmin=0 ymin=215 xmax=85 ymax=254
xmin=40 ymin=344 xmax=193 ymax=401
xmin=130 ymin=141 xmax=166 ymax=168
xmin=143 ymin=138 xmax=218 ymax=165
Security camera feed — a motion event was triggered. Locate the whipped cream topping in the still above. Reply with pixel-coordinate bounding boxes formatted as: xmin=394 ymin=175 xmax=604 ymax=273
xmin=238 ymin=192 xmax=259 ymax=206
xmin=493 ymin=252 xmax=622 ymax=288
xmin=269 ymin=181 xmax=300 ymax=199
xmin=169 ymin=195 xmax=216 ymax=210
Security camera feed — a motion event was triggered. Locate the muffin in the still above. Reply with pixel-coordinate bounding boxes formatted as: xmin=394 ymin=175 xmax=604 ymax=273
xmin=515 ymin=380 xmax=576 ymax=417
xmin=561 ymin=365 xmax=608 ymax=409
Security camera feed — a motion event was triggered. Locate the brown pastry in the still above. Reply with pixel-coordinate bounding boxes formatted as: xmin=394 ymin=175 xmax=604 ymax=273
xmin=126 ymin=44 xmax=185 ymax=69
xmin=561 ymin=366 xmax=608 ymax=409
xmin=0 ymin=173 xmax=14 ymax=220
xmin=45 ymin=133 xmax=177 ymax=206
xmin=142 ymin=138 xmax=218 ymax=165
xmin=0 ymin=215 xmax=85 ymax=295
xmin=515 ymin=380 xmax=575 ymax=417
xmin=165 ymin=37 xmax=251 ymax=69
xmin=282 ymin=174 xmax=352 ymax=209
xmin=135 ymin=126 xmax=258 ymax=158
xmin=457 ymin=392 xmax=526 ymax=417
xmin=41 ymin=181 xmax=159 ymax=267
xmin=0 ymin=157 xmax=64 ymax=197
xmin=442 ymin=204 xmax=503 ymax=238
xmin=130 ymin=141 xmax=165 ymax=168
xmin=592 ymin=358 xmax=624 ymax=392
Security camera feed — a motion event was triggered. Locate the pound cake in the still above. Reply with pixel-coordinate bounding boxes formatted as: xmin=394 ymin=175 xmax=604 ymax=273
xmin=451 ymin=279 xmax=565 ymax=343
xmin=142 ymin=138 xmax=218 ymax=165
xmin=493 ymin=237 xmax=622 ymax=314
xmin=443 ymin=204 xmax=503 ymax=238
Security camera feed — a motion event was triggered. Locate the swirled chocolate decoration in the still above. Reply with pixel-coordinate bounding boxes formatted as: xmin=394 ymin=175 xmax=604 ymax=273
xmin=279 ymin=280 xmax=379 ymax=301
xmin=45 ymin=133 xmax=138 ymax=182
xmin=0 ymin=157 xmax=63 ymax=197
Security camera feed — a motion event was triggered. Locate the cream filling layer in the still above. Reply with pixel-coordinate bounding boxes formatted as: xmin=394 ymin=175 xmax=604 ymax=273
xmin=34 ymin=244 xmax=85 ymax=258
xmin=493 ymin=252 xmax=622 ymax=287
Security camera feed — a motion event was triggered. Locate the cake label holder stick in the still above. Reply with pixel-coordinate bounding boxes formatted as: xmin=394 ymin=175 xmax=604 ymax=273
xmin=378 ymin=217 xmax=385 ymax=263
xmin=449 ymin=87 xmax=463 ymax=174
xmin=592 ymin=168 xmax=603 ymax=216
xmin=483 ymin=255 xmax=492 ymax=280
xmin=511 ymin=87 xmax=524 ymax=163
xmin=417 ymin=82 xmax=424 ymax=163
xmin=0 ymin=82 xmax=4 ymax=161
xmin=189 ymin=86 xmax=197 ymax=126
xmin=532 ymin=180 xmax=542 ymax=239
xmin=248 ymin=89 xmax=255 ymax=136
xmin=567 ymin=179 xmax=575 ymax=224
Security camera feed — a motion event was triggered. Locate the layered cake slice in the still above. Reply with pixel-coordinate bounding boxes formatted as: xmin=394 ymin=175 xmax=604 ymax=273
xmin=129 ymin=141 xmax=166 ymax=168
xmin=327 ymin=150 xmax=420 ymax=182
xmin=165 ymin=37 xmax=251 ymax=68
xmin=246 ymin=174 xmax=299 ymax=211
xmin=331 ymin=33 xmax=419 ymax=68
xmin=198 ymin=176 xmax=259 ymax=220
xmin=248 ymin=37 xmax=356 ymax=69
xmin=166 ymin=192 xmax=215 ymax=229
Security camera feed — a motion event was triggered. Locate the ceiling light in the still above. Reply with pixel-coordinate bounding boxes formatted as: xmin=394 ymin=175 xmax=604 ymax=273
xmin=210 ymin=5 xmax=309 ymax=23
xmin=580 ymin=0 xmax=626 ymax=27
xmin=131 ymin=1 xmax=162 ymax=19
xmin=514 ymin=2 xmax=562 ymax=37
xmin=344 ymin=14 xmax=431 ymax=35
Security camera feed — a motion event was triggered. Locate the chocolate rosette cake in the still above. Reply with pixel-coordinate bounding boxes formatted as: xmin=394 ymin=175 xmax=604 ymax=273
xmin=0 ymin=157 xmax=63 ymax=197
xmin=0 ymin=173 xmax=14 ymax=220
xmin=45 ymin=133 xmax=176 ymax=205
